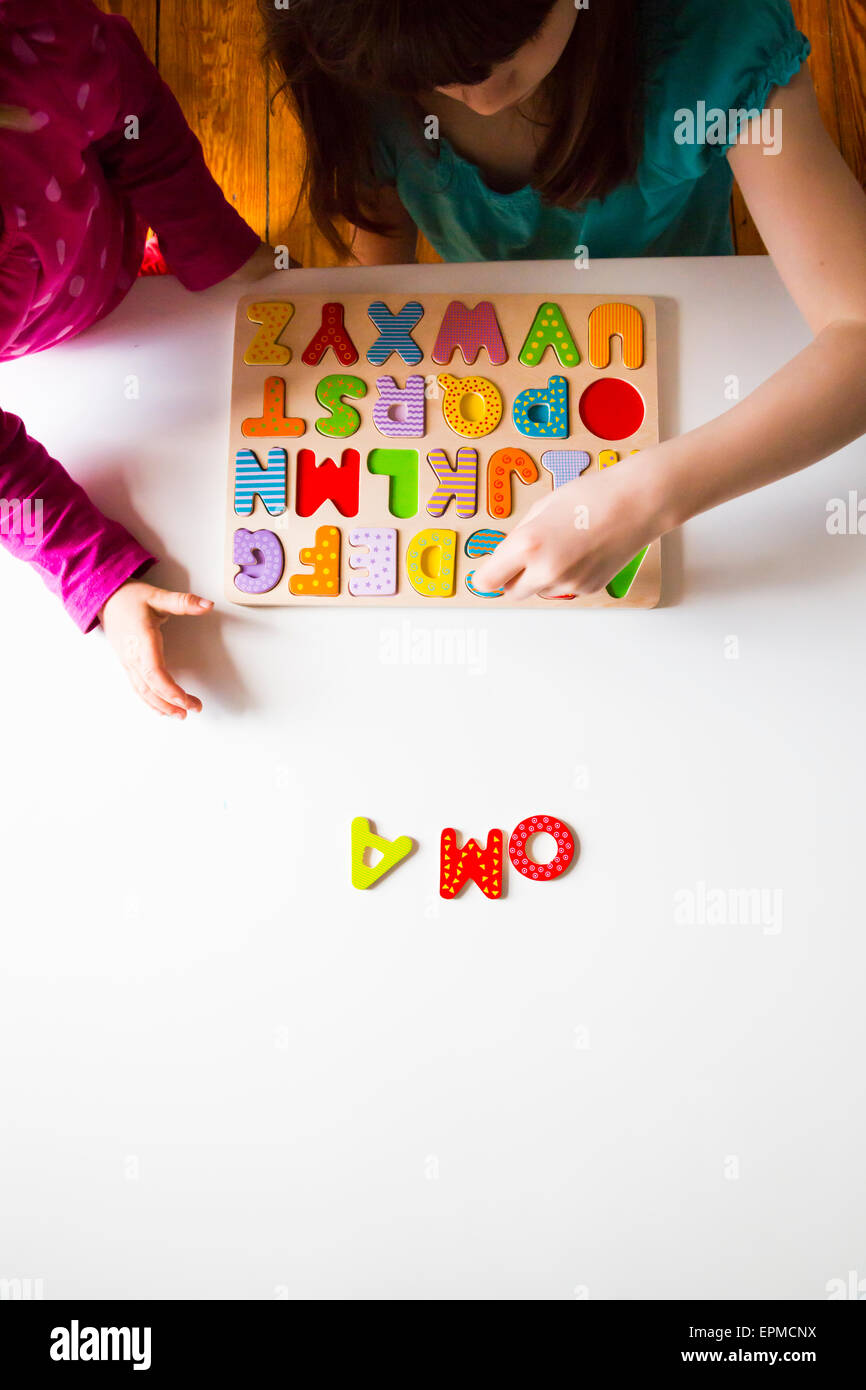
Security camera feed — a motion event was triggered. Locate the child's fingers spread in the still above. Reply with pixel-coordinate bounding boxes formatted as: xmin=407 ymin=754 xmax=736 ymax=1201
xmin=147 ymin=589 xmax=214 ymax=618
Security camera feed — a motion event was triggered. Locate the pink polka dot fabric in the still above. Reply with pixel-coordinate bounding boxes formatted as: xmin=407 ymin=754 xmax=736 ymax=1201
xmin=0 ymin=0 xmax=260 ymax=631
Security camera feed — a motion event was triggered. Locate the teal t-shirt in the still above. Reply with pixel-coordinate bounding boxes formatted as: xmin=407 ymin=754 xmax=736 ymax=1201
xmin=370 ymin=0 xmax=810 ymax=260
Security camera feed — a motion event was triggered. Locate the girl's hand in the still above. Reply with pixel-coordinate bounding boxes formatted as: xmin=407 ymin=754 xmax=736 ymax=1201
xmin=472 ymin=452 xmax=665 ymax=600
xmin=99 ymin=581 xmax=213 ymax=718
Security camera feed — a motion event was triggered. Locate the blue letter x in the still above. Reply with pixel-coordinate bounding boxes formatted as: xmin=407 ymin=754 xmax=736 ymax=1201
xmin=367 ymin=301 xmax=425 ymax=365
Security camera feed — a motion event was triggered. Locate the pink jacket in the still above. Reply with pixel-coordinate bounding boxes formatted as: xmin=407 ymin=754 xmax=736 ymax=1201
xmin=0 ymin=0 xmax=260 ymax=629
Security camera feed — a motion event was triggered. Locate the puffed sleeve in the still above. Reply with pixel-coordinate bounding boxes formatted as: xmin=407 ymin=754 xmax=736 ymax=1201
xmin=642 ymin=0 xmax=811 ymax=182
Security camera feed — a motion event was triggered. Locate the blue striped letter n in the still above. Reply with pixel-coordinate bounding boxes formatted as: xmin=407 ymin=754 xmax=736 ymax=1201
xmin=234 ymin=447 xmax=288 ymax=517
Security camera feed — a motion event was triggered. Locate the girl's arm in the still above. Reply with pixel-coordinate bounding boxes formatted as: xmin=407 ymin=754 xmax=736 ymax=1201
xmin=0 ymin=409 xmax=209 ymax=718
xmin=92 ymin=7 xmax=261 ymax=288
xmin=655 ymin=67 xmax=866 ymax=531
xmin=349 ymin=185 xmax=419 ymax=265
xmin=0 ymin=407 xmax=154 ymax=634
xmin=473 ymin=67 xmax=866 ymax=600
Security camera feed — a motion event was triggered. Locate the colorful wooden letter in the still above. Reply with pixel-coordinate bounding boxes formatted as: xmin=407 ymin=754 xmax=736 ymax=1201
xmin=366 ymin=301 xmax=424 ymax=365
xmin=465 ymin=573 xmax=504 ymax=598
xmin=244 ymin=302 xmax=294 ymax=366
xmin=348 ymin=528 xmax=398 ymax=596
xmin=315 ymin=374 xmax=367 ymax=438
xmin=295 ymin=448 xmax=360 ymax=518
xmin=440 ymin=828 xmax=504 ymax=899
xmin=486 ymin=448 xmax=539 ymax=519
xmin=508 ymin=816 xmax=575 ymax=881
xmin=432 ymin=301 xmax=508 ymax=366
xmin=607 ymin=551 xmax=648 ymax=599
xmin=406 ymin=528 xmax=457 ymax=597
xmin=289 ymin=525 xmax=341 ymax=596
xmin=242 ymin=376 xmax=304 ymax=438
xmin=351 ymin=816 xmax=413 ymax=890
xmin=540 ymin=450 xmax=591 ymax=489
xmin=301 ymin=302 xmax=359 ymax=367
xmin=464 ymin=528 xmax=506 ymax=597
xmin=438 ymin=373 xmax=503 ymax=440
xmin=373 ymin=375 xmax=426 ymax=437
xmin=599 ymin=449 xmax=640 ymax=469
xmin=588 ymin=302 xmax=644 ymax=369
xmin=512 ymin=376 xmax=569 ymax=438
xmin=426 ymin=447 xmax=478 ymax=518
xmin=234 ymin=447 xmax=287 ymax=516
xmin=518 ymin=302 xmax=580 ymax=368
xmin=233 ymin=528 xmax=284 ymax=595
xmin=367 ymin=449 xmax=419 ymax=519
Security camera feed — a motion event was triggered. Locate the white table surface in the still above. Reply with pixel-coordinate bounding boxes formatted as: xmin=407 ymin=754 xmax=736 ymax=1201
xmin=1 ymin=257 xmax=864 ymax=1302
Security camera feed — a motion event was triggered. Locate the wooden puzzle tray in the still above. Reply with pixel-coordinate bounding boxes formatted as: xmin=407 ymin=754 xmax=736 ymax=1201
xmin=226 ymin=291 xmax=661 ymax=608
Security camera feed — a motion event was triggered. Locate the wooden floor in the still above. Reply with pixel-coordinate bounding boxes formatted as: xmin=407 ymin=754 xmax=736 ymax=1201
xmin=102 ymin=0 xmax=865 ymax=264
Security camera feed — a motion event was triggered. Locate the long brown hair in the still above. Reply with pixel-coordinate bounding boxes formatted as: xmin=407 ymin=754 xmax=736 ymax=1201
xmin=259 ymin=0 xmax=643 ymax=259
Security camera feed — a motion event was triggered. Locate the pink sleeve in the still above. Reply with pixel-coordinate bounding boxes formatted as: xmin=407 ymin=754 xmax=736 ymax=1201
xmin=94 ymin=9 xmax=261 ymax=290
xmin=0 ymin=408 xmax=155 ymax=633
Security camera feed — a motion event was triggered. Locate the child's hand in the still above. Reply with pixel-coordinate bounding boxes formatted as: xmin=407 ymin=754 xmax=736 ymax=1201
xmin=472 ymin=454 xmax=664 ymax=600
xmin=99 ymin=581 xmax=213 ymax=718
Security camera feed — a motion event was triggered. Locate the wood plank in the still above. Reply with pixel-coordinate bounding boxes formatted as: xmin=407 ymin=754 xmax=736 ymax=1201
xmin=416 ymin=234 xmax=442 ymax=264
xmin=829 ymin=0 xmax=866 ymax=186
xmin=97 ymin=0 xmax=157 ymax=63
xmin=266 ymin=60 xmax=437 ymax=264
xmin=731 ymin=185 xmax=767 ymax=255
xmin=266 ymin=76 xmax=345 ymax=266
xmin=733 ymin=0 xmax=838 ymax=253
xmin=733 ymin=0 xmax=839 ymax=252
xmin=158 ymin=0 xmax=268 ymax=241
xmin=795 ymin=0 xmax=842 ymax=143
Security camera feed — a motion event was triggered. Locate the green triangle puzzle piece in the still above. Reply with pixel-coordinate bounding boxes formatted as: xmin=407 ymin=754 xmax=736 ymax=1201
xmin=607 ymin=547 xmax=649 ymax=599
xmin=518 ymin=302 xmax=581 ymax=369
xmin=351 ymin=816 xmax=414 ymax=890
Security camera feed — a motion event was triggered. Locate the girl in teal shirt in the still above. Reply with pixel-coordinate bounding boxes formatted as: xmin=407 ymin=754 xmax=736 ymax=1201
xmin=261 ymin=0 xmax=866 ymax=601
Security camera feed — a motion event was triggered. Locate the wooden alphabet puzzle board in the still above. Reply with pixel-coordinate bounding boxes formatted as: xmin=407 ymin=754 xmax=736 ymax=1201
xmin=226 ymin=292 xmax=661 ymax=607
